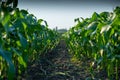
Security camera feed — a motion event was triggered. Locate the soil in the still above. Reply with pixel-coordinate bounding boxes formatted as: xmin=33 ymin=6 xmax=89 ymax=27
xmin=21 ymin=40 xmax=110 ymax=80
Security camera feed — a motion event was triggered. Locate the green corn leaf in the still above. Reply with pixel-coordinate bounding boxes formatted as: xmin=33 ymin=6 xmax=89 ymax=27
xmin=22 ymin=22 xmax=27 ymax=31
xmin=21 ymin=10 xmax=28 ymax=14
xmin=1 ymin=13 xmax=10 ymax=26
xmin=6 ymin=0 xmax=13 ymax=5
xmin=38 ymin=19 xmax=43 ymax=24
xmin=86 ymin=22 xmax=97 ymax=30
xmin=12 ymin=47 xmax=27 ymax=68
xmin=100 ymin=25 xmax=111 ymax=34
xmin=11 ymin=47 xmax=22 ymax=56
xmin=97 ymin=57 xmax=103 ymax=65
xmin=91 ymin=12 xmax=101 ymax=21
xmin=13 ymin=0 xmax=18 ymax=8
xmin=0 ymin=48 xmax=15 ymax=80
xmin=18 ymin=33 xmax=28 ymax=49
xmin=115 ymin=55 xmax=120 ymax=58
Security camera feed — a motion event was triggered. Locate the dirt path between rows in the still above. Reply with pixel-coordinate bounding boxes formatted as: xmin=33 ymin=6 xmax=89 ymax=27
xmin=22 ymin=40 xmax=94 ymax=80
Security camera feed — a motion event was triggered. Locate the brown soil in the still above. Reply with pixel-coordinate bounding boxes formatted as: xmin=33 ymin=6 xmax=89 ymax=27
xmin=21 ymin=40 xmax=109 ymax=80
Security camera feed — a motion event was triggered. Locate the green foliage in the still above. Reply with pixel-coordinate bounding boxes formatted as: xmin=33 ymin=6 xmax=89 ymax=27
xmin=0 ymin=8 xmax=59 ymax=79
xmin=0 ymin=0 xmax=18 ymax=13
xmin=64 ymin=6 xmax=120 ymax=79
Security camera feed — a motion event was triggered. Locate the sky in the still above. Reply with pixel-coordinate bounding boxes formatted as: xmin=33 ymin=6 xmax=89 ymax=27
xmin=18 ymin=0 xmax=120 ymax=29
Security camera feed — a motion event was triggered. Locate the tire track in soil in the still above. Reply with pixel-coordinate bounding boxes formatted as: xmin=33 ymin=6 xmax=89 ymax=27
xmin=23 ymin=40 xmax=91 ymax=80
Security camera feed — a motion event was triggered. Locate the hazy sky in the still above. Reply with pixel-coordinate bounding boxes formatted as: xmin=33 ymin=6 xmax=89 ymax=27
xmin=18 ymin=0 xmax=120 ymax=29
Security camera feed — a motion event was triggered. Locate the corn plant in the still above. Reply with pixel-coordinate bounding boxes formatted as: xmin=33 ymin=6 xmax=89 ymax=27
xmin=0 ymin=7 xmax=59 ymax=79
xmin=64 ymin=6 xmax=120 ymax=79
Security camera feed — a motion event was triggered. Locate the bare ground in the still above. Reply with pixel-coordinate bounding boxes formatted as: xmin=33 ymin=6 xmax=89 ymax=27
xmin=22 ymin=40 xmax=111 ymax=80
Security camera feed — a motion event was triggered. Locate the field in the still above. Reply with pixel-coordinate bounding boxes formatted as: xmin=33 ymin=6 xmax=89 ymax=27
xmin=0 ymin=1 xmax=120 ymax=80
